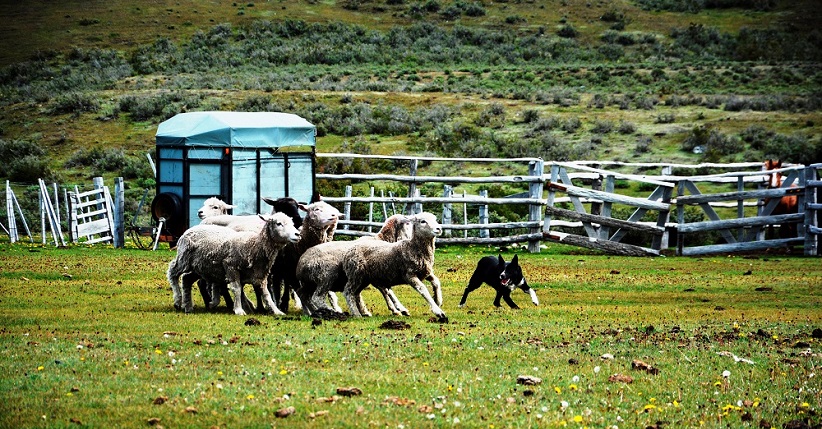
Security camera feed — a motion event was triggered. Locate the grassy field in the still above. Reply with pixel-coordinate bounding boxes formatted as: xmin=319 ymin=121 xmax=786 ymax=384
xmin=1 ymin=240 xmax=820 ymax=428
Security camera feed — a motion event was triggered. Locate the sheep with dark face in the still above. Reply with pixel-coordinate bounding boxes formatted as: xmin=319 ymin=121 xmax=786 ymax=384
xmin=195 ymin=196 xmax=307 ymax=310
xmin=167 ymin=213 xmax=299 ymax=315
xmin=341 ymin=212 xmax=445 ymax=321
xmin=295 ymin=214 xmax=413 ymax=317
xmin=264 ymin=200 xmax=341 ymax=313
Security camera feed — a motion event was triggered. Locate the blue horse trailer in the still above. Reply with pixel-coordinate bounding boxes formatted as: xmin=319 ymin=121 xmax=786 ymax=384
xmin=151 ymin=111 xmax=316 ymax=241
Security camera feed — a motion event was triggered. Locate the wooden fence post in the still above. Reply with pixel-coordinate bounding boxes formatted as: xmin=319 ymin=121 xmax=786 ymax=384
xmin=479 ymin=189 xmax=489 ymax=238
xmin=344 ymin=185 xmax=352 ymax=230
xmin=543 ymin=163 xmax=559 ymax=235
xmin=805 ymin=164 xmax=821 ymax=256
xmin=406 ymin=159 xmax=418 ymax=215
xmin=367 ymin=187 xmax=375 ymax=233
xmin=114 ymin=177 xmax=125 ymax=248
xmin=443 ymin=185 xmax=452 ymax=237
xmin=528 ymin=159 xmax=544 ymax=253
xmin=5 ymin=180 xmax=18 ymax=243
xmin=599 ymin=175 xmax=615 ymax=240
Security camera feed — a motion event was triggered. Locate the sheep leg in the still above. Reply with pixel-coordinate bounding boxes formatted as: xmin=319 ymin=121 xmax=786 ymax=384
xmin=356 ymin=291 xmax=372 ymax=317
xmin=342 ymin=280 xmax=365 ymax=317
xmin=229 ymin=280 xmax=247 ymax=316
xmin=426 ymin=273 xmax=443 ymax=307
xmin=208 ymin=283 xmax=225 ymax=310
xmin=197 ymin=279 xmax=212 ymax=309
xmin=256 ymin=277 xmax=285 ymax=316
xmin=327 ymin=292 xmax=343 ymax=313
xmin=408 ymin=277 xmax=448 ymax=322
xmin=377 ymin=287 xmax=402 ymax=316
xmin=166 ymin=259 xmax=183 ymax=311
xmin=240 ymin=291 xmax=256 ymax=314
xmin=386 ymin=288 xmax=410 ymax=316
xmin=290 ymin=289 xmax=303 ymax=312
xmin=181 ymin=273 xmax=198 ymax=314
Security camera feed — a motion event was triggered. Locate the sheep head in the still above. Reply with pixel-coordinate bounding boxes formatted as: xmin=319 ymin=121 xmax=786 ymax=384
xmin=198 ymin=197 xmax=234 ymax=219
xmin=410 ymin=212 xmax=442 ymax=239
xmin=377 ymin=214 xmax=414 ymax=242
xmin=300 ymin=201 xmax=341 ymax=229
xmin=259 ymin=213 xmax=300 ymax=244
xmin=262 ymin=196 xmax=303 ymax=229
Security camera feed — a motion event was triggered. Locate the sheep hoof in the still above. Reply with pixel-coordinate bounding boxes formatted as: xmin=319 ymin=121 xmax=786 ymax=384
xmin=174 ymin=304 xmax=182 ymax=311
xmin=401 ymin=311 xmax=410 ymax=317
xmin=234 ymin=309 xmax=247 ymax=316
xmin=437 ymin=315 xmax=449 ymax=324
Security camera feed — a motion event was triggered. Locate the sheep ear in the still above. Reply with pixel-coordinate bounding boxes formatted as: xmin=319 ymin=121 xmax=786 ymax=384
xmin=298 ymin=203 xmax=309 ymax=213
xmin=261 ymin=196 xmax=275 ymax=206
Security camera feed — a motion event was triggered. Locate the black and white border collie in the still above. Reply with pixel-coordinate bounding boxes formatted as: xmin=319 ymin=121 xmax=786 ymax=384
xmin=458 ymin=254 xmax=539 ymax=309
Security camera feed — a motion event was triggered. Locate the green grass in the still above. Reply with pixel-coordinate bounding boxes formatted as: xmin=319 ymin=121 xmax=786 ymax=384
xmin=1 ymin=241 xmax=820 ymax=428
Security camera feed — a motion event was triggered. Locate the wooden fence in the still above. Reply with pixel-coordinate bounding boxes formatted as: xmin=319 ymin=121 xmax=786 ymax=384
xmin=316 ymin=154 xmax=821 ymax=256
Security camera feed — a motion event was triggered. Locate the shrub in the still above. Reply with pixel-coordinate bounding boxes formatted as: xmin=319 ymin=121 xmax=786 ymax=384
xmin=557 ymin=24 xmax=578 ymax=38
xmin=48 ymin=92 xmax=100 ymax=116
xmin=591 ymin=120 xmax=614 ymax=134
xmin=634 ymin=135 xmax=652 ymax=154
xmin=463 ymin=2 xmax=486 ymax=17
xmin=655 ymin=113 xmax=675 ymax=124
xmin=520 ymin=109 xmax=540 ymax=124
xmin=561 ymin=117 xmax=581 ymax=133
xmin=0 ymin=139 xmax=58 ymax=182
xmin=618 ymin=120 xmax=636 ymax=134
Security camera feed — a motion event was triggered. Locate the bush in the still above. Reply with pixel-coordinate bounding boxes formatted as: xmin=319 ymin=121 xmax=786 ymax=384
xmin=634 ymin=135 xmax=652 ymax=154
xmin=557 ymin=24 xmax=578 ymax=38
xmin=590 ymin=120 xmax=614 ymax=134
xmin=0 ymin=139 xmax=57 ymax=182
xmin=561 ymin=117 xmax=581 ymax=133
xmin=618 ymin=120 xmax=636 ymax=134
xmin=520 ymin=109 xmax=540 ymax=124
xmin=48 ymin=92 xmax=100 ymax=116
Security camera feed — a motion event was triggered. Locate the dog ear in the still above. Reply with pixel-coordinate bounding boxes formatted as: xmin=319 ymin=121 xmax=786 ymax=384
xmin=497 ymin=254 xmax=505 ymax=265
xmin=511 ymin=254 xmax=519 ymax=265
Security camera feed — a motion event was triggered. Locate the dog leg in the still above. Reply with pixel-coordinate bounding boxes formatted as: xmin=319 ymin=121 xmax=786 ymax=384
xmin=502 ymin=292 xmax=520 ymax=309
xmin=493 ymin=290 xmax=503 ymax=307
xmin=524 ymin=288 xmax=539 ymax=306
xmin=459 ymin=282 xmax=482 ymax=307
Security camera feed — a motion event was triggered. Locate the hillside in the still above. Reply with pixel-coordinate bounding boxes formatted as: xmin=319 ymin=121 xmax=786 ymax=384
xmin=0 ymin=0 xmax=820 ymax=223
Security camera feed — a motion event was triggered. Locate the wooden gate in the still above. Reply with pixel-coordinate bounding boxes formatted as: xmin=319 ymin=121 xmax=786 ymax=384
xmin=68 ymin=184 xmax=115 ymax=245
xmin=542 ymin=162 xmax=673 ymax=256
xmin=675 ymin=165 xmax=807 ymax=255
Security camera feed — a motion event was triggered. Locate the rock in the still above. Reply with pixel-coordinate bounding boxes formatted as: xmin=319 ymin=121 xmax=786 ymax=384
xmin=516 ymin=375 xmax=542 ymax=386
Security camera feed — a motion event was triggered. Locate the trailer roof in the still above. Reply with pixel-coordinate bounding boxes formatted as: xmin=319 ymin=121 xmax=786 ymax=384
xmin=156 ymin=111 xmax=315 ymax=148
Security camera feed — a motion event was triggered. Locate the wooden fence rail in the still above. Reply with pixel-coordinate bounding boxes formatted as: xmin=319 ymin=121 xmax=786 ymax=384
xmin=315 ymin=154 xmax=820 ymax=256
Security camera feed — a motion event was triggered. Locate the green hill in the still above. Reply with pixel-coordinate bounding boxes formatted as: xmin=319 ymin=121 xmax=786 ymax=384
xmin=0 ymin=0 xmax=820 ymax=201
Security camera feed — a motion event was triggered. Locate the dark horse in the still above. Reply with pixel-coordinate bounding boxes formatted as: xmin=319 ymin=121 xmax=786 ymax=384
xmin=764 ymin=159 xmax=799 ymax=239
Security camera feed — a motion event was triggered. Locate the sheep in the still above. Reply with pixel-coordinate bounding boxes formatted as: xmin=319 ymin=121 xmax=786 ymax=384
xmin=195 ymin=196 xmax=305 ymax=310
xmin=341 ymin=212 xmax=446 ymax=321
xmin=166 ymin=212 xmax=299 ymax=315
xmin=264 ymin=200 xmax=341 ymax=313
xmin=197 ymin=196 xmax=234 ymax=219
xmin=295 ymin=214 xmax=413 ymax=318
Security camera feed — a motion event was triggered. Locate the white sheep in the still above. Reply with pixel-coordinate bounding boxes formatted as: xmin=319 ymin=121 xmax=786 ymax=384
xmin=197 ymin=196 xmax=234 ymax=219
xmin=266 ymin=200 xmax=341 ymax=313
xmin=295 ymin=214 xmax=413 ymax=317
xmin=166 ymin=212 xmax=300 ymax=315
xmin=195 ymin=196 xmax=307 ymax=310
xmin=341 ymin=212 xmax=445 ymax=320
